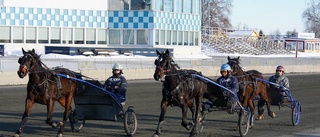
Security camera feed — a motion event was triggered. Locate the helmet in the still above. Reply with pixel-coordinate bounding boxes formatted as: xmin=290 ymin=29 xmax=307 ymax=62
xmin=276 ymin=65 xmax=284 ymax=71
xmin=220 ymin=64 xmax=231 ymax=71
xmin=112 ymin=63 xmax=123 ymax=70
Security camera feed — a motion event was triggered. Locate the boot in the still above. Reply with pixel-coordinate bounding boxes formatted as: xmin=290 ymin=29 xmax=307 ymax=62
xmin=255 ymin=114 xmax=264 ymax=120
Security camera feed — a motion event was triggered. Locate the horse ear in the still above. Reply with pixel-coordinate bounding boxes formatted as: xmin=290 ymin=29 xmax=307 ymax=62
xmin=22 ymin=48 xmax=26 ymax=54
xmin=237 ymin=56 xmax=240 ymax=60
xmin=165 ymin=49 xmax=170 ymax=56
xmin=32 ymin=49 xmax=35 ymax=54
xmin=156 ymin=50 xmax=160 ymax=55
xmin=227 ymin=56 xmax=231 ymax=60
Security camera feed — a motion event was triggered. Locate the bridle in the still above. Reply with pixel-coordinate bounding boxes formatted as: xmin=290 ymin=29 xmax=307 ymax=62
xmin=154 ymin=55 xmax=177 ymax=74
xmin=18 ymin=53 xmax=37 ymax=73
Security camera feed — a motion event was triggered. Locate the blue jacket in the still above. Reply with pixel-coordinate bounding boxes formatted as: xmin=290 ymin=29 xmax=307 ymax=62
xmin=217 ymin=75 xmax=239 ymax=94
xmin=104 ymin=75 xmax=127 ymax=102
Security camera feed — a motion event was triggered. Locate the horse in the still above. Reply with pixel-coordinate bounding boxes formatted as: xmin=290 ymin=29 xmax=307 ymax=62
xmin=15 ymin=48 xmax=77 ymax=137
xmin=153 ymin=49 xmax=207 ymax=137
xmin=227 ymin=56 xmax=276 ymax=125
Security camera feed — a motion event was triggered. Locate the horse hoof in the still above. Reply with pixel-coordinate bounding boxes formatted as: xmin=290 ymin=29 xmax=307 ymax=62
xmin=152 ymin=133 xmax=160 ymax=137
xmin=13 ymin=133 xmax=20 ymax=137
xmin=51 ymin=122 xmax=58 ymax=128
xmin=255 ymin=114 xmax=264 ymax=120
xmin=186 ymin=122 xmax=194 ymax=130
xmin=270 ymin=112 xmax=276 ymax=118
xmin=56 ymin=133 xmax=63 ymax=137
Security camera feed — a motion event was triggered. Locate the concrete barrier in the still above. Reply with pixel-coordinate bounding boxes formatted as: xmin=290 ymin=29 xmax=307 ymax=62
xmin=3 ymin=64 xmax=320 ymax=86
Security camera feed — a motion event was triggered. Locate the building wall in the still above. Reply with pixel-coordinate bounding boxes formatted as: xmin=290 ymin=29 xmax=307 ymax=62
xmin=0 ymin=0 xmax=202 ymax=57
xmin=3 ymin=0 xmax=107 ymax=10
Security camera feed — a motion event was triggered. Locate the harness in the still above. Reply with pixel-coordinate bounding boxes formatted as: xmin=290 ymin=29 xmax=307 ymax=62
xmin=230 ymin=62 xmax=258 ymax=96
xmin=20 ymin=54 xmax=64 ymax=96
xmin=163 ymin=72 xmax=195 ymax=107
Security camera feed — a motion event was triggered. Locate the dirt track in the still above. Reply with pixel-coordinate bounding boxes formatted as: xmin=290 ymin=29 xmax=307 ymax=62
xmin=0 ymin=73 xmax=320 ymax=137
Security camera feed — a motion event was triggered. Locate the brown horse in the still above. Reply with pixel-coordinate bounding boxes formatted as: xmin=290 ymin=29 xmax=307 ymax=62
xmin=153 ymin=49 xmax=207 ymax=137
xmin=227 ymin=56 xmax=275 ymax=126
xmin=15 ymin=48 xmax=77 ymax=137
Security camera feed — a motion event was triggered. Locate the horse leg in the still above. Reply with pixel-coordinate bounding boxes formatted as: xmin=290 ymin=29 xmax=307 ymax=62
xmin=260 ymin=92 xmax=276 ymax=118
xmin=181 ymin=102 xmax=193 ymax=131
xmin=153 ymin=100 xmax=169 ymax=137
xmin=14 ymin=98 xmax=34 ymax=137
xmin=56 ymin=95 xmax=73 ymax=137
xmin=46 ymin=99 xmax=58 ymax=128
xmin=187 ymin=100 xmax=195 ymax=122
xmin=190 ymin=95 xmax=202 ymax=137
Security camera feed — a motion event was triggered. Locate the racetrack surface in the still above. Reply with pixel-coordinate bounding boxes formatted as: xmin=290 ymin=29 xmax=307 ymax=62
xmin=0 ymin=73 xmax=319 ymax=137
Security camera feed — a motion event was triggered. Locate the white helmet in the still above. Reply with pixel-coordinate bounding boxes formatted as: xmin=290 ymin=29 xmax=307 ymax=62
xmin=112 ymin=63 xmax=123 ymax=70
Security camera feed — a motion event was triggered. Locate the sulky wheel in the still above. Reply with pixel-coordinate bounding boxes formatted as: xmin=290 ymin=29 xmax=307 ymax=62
xmin=124 ymin=106 xmax=138 ymax=136
xmin=291 ymin=101 xmax=301 ymax=126
xmin=238 ymin=108 xmax=251 ymax=137
xmin=69 ymin=109 xmax=85 ymax=132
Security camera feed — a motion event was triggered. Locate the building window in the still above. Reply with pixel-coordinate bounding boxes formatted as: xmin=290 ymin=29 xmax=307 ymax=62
xmin=38 ymin=27 xmax=48 ymax=44
xmin=189 ymin=31 xmax=194 ymax=45
xmin=155 ymin=30 xmax=159 ymax=45
xmin=97 ymin=29 xmax=107 ymax=44
xmin=109 ymin=0 xmax=124 ymax=10
xmin=184 ymin=0 xmax=192 ymax=14
xmin=109 ymin=29 xmax=120 ymax=44
xmin=63 ymin=28 xmax=72 ymax=44
xmin=123 ymin=29 xmax=134 ymax=45
xmin=164 ymin=0 xmax=173 ymax=12
xmin=178 ymin=31 xmax=183 ymax=45
xmin=166 ymin=30 xmax=171 ymax=45
xmin=172 ymin=31 xmax=177 ymax=45
xmin=137 ymin=30 xmax=148 ymax=44
xmin=13 ymin=27 xmax=23 ymax=43
xmin=26 ymin=27 xmax=36 ymax=43
xmin=193 ymin=0 xmax=200 ymax=14
xmin=195 ymin=32 xmax=199 ymax=46
xmin=74 ymin=28 xmax=84 ymax=44
xmin=131 ymin=0 xmax=147 ymax=10
xmin=86 ymin=29 xmax=96 ymax=44
xmin=51 ymin=28 xmax=61 ymax=44
xmin=160 ymin=30 xmax=165 ymax=45
xmin=155 ymin=0 xmax=163 ymax=11
xmin=0 ymin=26 xmax=11 ymax=43
xmin=124 ymin=0 xmax=130 ymax=10
xmin=174 ymin=0 xmax=182 ymax=13
xmin=184 ymin=31 xmax=188 ymax=45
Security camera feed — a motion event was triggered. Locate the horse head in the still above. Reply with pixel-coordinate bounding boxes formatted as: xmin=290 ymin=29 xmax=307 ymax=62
xmin=153 ymin=49 xmax=180 ymax=81
xmin=17 ymin=48 xmax=40 ymax=78
xmin=227 ymin=56 xmax=244 ymax=76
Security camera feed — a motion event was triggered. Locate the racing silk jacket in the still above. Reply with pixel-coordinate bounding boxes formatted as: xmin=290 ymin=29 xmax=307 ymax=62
xmin=217 ymin=75 xmax=239 ymax=94
xmin=104 ymin=75 xmax=127 ymax=101
xmin=268 ymin=75 xmax=289 ymax=89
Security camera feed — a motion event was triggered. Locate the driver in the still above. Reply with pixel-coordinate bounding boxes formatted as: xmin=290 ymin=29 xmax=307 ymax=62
xmin=103 ymin=63 xmax=128 ymax=107
xmin=256 ymin=65 xmax=290 ymax=120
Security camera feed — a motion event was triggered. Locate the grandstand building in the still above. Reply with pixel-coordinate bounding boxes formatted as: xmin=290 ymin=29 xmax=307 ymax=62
xmin=0 ymin=0 xmax=201 ymax=56
xmin=284 ymin=33 xmax=320 ymax=53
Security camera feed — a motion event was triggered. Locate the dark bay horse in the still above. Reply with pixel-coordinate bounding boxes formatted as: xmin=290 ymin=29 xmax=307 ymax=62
xmin=15 ymin=48 xmax=77 ymax=137
xmin=227 ymin=56 xmax=275 ymax=124
xmin=153 ymin=49 xmax=207 ymax=137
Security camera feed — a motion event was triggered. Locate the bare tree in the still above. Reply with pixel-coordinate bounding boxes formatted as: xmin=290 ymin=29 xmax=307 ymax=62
xmin=201 ymin=0 xmax=233 ymax=29
xmin=302 ymin=0 xmax=320 ymax=38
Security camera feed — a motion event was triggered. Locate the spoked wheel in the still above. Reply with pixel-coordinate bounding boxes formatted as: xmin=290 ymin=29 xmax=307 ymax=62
xmin=291 ymin=101 xmax=301 ymax=126
xmin=69 ymin=109 xmax=85 ymax=132
xmin=124 ymin=106 xmax=138 ymax=136
xmin=238 ymin=108 xmax=251 ymax=137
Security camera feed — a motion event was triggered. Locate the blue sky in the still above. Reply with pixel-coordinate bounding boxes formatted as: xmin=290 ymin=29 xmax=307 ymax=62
xmin=231 ymin=0 xmax=309 ymax=35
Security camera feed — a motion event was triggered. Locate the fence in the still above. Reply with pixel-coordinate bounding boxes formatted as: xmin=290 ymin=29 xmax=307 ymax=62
xmin=2 ymin=56 xmax=320 ymax=71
